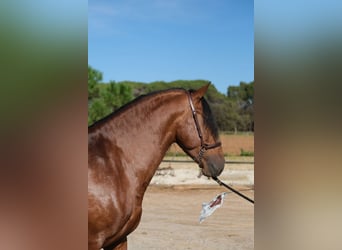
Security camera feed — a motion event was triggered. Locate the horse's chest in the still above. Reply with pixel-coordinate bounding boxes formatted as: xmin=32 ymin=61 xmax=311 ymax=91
xmin=102 ymin=200 xmax=143 ymax=247
xmin=107 ymin=191 xmax=143 ymax=235
xmin=123 ymin=204 xmax=143 ymax=234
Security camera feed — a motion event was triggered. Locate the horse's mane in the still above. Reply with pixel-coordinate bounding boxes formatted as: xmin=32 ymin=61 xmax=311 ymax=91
xmin=88 ymin=88 xmax=186 ymax=129
xmin=89 ymin=88 xmax=219 ymax=140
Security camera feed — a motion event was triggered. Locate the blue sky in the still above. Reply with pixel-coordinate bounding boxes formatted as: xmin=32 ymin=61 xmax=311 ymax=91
xmin=88 ymin=0 xmax=254 ymax=94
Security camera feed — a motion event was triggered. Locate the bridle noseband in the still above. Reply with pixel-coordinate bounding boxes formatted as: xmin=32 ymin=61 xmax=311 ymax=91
xmin=187 ymin=91 xmax=222 ymax=167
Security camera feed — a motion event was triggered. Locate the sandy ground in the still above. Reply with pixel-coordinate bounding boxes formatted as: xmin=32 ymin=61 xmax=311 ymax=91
xmin=128 ymin=160 xmax=254 ymax=250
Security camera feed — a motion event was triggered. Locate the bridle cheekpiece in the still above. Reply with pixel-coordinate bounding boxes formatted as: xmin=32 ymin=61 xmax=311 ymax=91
xmin=187 ymin=91 xmax=222 ymax=168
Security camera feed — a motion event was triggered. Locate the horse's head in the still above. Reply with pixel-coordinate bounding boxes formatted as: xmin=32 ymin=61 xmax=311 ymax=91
xmin=176 ymin=84 xmax=225 ymax=178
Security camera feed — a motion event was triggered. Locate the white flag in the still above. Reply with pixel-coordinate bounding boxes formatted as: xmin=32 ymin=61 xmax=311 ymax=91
xmin=199 ymin=192 xmax=227 ymax=223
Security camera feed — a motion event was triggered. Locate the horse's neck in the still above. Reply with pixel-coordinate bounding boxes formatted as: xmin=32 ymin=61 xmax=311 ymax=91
xmin=110 ymin=91 xmax=186 ymax=190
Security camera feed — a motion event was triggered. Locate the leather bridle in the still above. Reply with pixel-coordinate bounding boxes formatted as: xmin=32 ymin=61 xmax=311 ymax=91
xmin=187 ymin=91 xmax=222 ymax=168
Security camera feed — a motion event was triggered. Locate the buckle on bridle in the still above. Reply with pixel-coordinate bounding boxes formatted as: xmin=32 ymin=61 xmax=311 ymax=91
xmin=197 ymin=142 xmax=222 ymax=168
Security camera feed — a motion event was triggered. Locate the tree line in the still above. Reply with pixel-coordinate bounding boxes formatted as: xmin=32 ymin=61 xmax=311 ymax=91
xmin=88 ymin=65 xmax=254 ymax=132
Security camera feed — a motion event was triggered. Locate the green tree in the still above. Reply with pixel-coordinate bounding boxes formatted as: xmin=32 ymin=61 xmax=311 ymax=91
xmin=103 ymin=81 xmax=133 ymax=112
xmin=88 ymin=65 xmax=102 ymax=100
xmin=227 ymin=81 xmax=254 ymax=132
xmin=212 ymin=99 xmax=241 ymax=132
xmin=227 ymin=81 xmax=253 ymax=101
xmin=88 ymin=98 xmax=110 ymax=125
xmin=88 ymin=65 xmax=134 ymax=125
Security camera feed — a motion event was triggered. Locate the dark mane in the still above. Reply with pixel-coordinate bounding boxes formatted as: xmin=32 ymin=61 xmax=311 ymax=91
xmin=88 ymin=88 xmax=186 ymax=129
xmin=202 ymin=97 xmax=220 ymax=139
xmin=189 ymin=90 xmax=219 ymax=140
xmin=89 ymin=87 xmax=220 ymax=140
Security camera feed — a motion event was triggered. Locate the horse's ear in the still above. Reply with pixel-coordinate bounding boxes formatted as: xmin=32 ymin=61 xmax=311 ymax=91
xmin=192 ymin=82 xmax=210 ymax=101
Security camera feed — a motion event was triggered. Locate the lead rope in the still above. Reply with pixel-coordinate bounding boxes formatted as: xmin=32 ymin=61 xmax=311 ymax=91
xmin=212 ymin=176 xmax=254 ymax=204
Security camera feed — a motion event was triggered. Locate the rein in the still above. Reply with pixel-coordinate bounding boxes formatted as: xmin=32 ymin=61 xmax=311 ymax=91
xmin=187 ymin=91 xmax=222 ymax=167
xmin=212 ymin=177 xmax=254 ymax=204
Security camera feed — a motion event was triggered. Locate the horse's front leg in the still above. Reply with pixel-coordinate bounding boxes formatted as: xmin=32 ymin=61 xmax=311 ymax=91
xmin=103 ymin=237 xmax=127 ymax=250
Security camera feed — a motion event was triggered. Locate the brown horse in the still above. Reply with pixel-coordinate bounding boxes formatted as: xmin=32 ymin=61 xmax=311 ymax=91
xmin=88 ymin=84 xmax=225 ymax=250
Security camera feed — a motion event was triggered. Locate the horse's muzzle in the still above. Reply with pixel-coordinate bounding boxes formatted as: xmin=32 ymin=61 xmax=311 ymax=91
xmin=203 ymin=155 xmax=225 ymax=178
